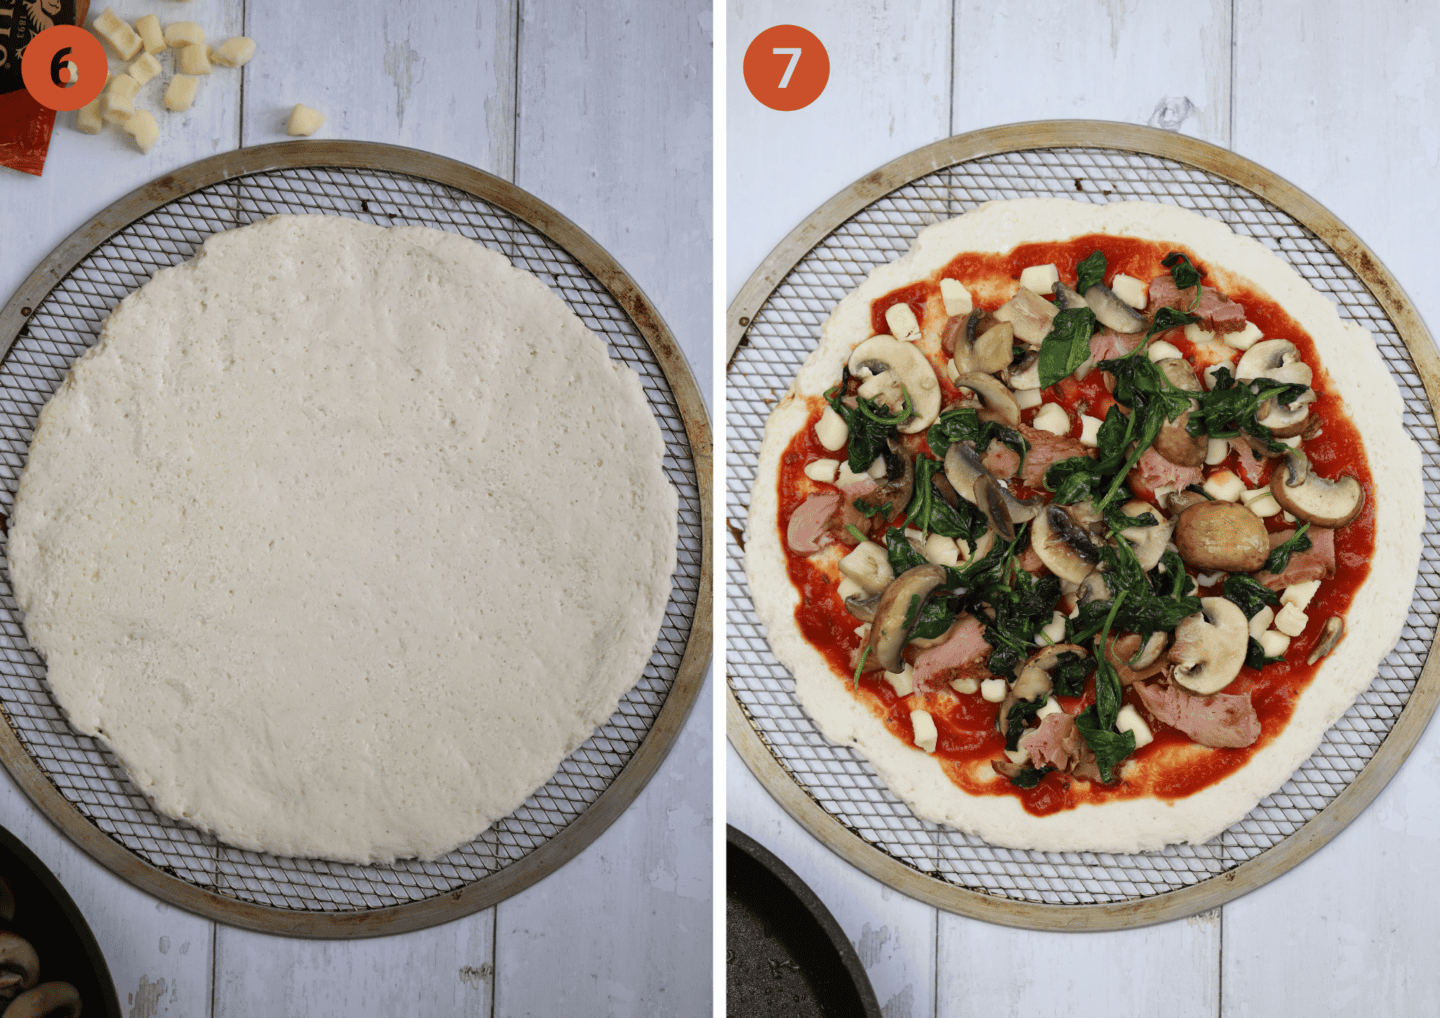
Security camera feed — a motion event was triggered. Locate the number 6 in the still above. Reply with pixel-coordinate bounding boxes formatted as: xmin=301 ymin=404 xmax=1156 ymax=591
xmin=773 ymin=47 xmax=801 ymax=89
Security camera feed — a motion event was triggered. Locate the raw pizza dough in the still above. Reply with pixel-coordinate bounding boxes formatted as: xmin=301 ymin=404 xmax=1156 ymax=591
xmin=9 ymin=214 xmax=678 ymax=864
xmin=746 ymin=198 xmax=1423 ymax=853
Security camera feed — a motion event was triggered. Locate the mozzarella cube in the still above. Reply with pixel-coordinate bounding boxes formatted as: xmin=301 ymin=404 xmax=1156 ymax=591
xmin=866 ymin=455 xmax=887 ymax=480
xmin=1250 ymin=605 xmax=1275 ymax=640
xmin=76 ymin=96 xmax=104 ymax=134
xmin=212 ymin=36 xmax=258 ymax=68
xmin=1282 ymin=510 xmax=1297 ymax=523
xmin=178 ymin=43 xmax=212 ymax=75
xmin=1274 ymin=603 xmax=1309 ymax=638
xmin=1116 ymin=704 xmax=1154 ymax=749
xmin=1282 ymin=434 xmax=1303 ymax=449
xmin=940 ymin=278 xmax=973 ymax=317
xmin=884 ymin=302 xmax=922 ymax=343
xmin=164 ymin=21 xmax=205 ymax=48
xmin=287 ymin=103 xmax=328 ymax=137
xmin=1282 ymin=579 xmax=1321 ymax=612
xmin=128 ymin=52 xmax=163 ymax=87
xmin=1225 ymin=322 xmax=1263 ymax=351
xmin=1147 ymin=340 xmax=1183 ymax=361
xmin=135 ymin=14 xmax=165 ymax=54
xmin=1039 ymin=611 xmax=1067 ymax=645
xmin=100 ymin=91 xmax=135 ymax=125
xmin=835 ymin=461 xmax=869 ymax=488
xmin=107 ymin=74 xmax=140 ymax=101
xmin=1196 ymin=571 xmax=1225 ymax=588
xmin=1203 ymin=470 xmax=1244 ymax=502
xmin=1256 ymin=629 xmax=1291 ymax=658
xmin=838 ymin=541 xmax=893 ymax=594
xmin=1004 ymin=748 xmax=1029 ymax=765
xmin=950 ymin=677 xmax=979 ymax=695
xmin=1243 ymin=486 xmax=1282 ymax=518
xmin=124 ymin=109 xmax=159 ymax=153
xmin=815 ymin=406 xmax=849 ymax=451
xmin=1014 ymin=388 xmax=1043 ymax=410
xmin=837 ymin=577 xmax=864 ymax=601
xmin=94 ymin=9 xmax=143 ymax=60
xmin=886 ymin=663 xmax=916 ymax=698
xmin=1076 ymin=414 xmax=1103 ymax=449
xmin=1205 ymin=437 xmax=1230 ymax=466
xmin=924 ymin=533 xmax=960 ymax=567
xmin=1110 ymin=273 xmax=1148 ymax=308
xmin=910 ymin=710 xmax=938 ymax=753
xmin=980 ymin=678 xmax=1007 ymax=703
xmin=1036 ymin=696 xmax=1063 ymax=720
xmin=164 ymin=74 xmax=199 ymax=112
xmin=1032 ymin=402 xmax=1070 ymax=436
xmin=803 ymin=458 xmax=839 ymax=484
xmin=1184 ymin=323 xmax=1217 ymax=346
xmin=1203 ymin=363 xmax=1233 ymax=390
xmin=1019 ymin=263 xmax=1059 ymax=293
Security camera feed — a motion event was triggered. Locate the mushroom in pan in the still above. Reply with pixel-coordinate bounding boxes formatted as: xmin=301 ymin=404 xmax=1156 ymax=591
xmin=1083 ymin=281 xmax=1148 ymax=333
xmin=997 ymin=644 xmax=1089 ymax=738
xmin=0 ymin=934 xmax=38 ymax=1006
xmin=1168 ymin=597 xmax=1249 ymax=695
xmin=846 ymin=335 xmax=942 ymax=434
xmin=3 ymin=982 xmax=82 ymax=1018
xmin=1269 ymin=448 xmax=1365 ymax=528
xmin=862 ymin=564 xmax=949 ymax=672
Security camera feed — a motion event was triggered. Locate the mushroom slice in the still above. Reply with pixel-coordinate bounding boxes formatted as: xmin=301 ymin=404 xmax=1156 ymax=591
xmin=947 ymin=313 xmax=1013 ymax=376
xmin=1307 ymin=616 xmax=1345 ymax=665
xmin=870 ymin=439 xmax=915 ymax=524
xmin=943 ymin=443 xmax=1041 ymax=531
xmin=1031 ymin=503 xmax=1104 ymax=584
xmin=974 ymin=475 xmax=1018 ymax=542
xmin=1257 ymin=396 xmax=1311 ymax=438
xmin=1169 ymin=597 xmax=1249 ymax=695
xmin=0 ymin=933 xmax=38 ymax=1003
xmin=1076 ymin=567 xmax=1111 ymax=606
xmin=1151 ymin=358 xmax=1208 ymax=467
xmin=998 ymin=644 xmax=1089 ymax=737
xmin=844 ymin=590 xmax=883 ymax=622
xmin=1006 ymin=351 xmax=1041 ymax=391
xmin=847 ymin=335 xmax=942 ymax=434
xmin=864 ymin=565 xmax=949 ymax=672
xmin=1269 ymin=448 xmax=1365 ymax=527
xmin=4 ymin=983 xmax=82 ymax=1018
xmin=1235 ymin=339 xmax=1313 ymax=388
xmin=1118 ymin=500 xmax=1173 ymax=571
xmin=1173 ymin=500 xmax=1270 ymax=573
xmin=954 ymin=371 xmax=1021 ymax=427
xmin=1083 ymin=282 xmax=1148 ymax=333
xmin=993 ymin=286 xmax=1059 ymax=346
xmin=1051 ymin=280 xmax=1089 ymax=311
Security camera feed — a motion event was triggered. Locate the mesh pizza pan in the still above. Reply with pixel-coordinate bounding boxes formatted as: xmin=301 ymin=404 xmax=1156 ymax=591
xmin=0 ymin=141 xmax=712 ymax=937
xmin=726 ymin=121 xmax=1440 ymax=930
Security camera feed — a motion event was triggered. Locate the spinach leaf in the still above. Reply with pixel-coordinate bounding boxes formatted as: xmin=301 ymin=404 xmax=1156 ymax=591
xmin=853 ymin=497 xmax=892 ymax=519
xmin=1073 ymin=708 xmax=1137 ymax=783
xmin=1264 ymin=523 xmax=1312 ymax=575
xmin=1187 ymin=367 xmax=1310 ymax=452
xmin=1246 ymin=637 xmax=1286 ymax=671
xmin=910 ymin=598 xmax=957 ymax=642
xmin=1037 ymin=307 xmax=1099 ymax=388
xmin=1143 ymin=306 xmax=1200 ymax=342
xmin=902 ymin=593 xmax=924 ymax=631
xmin=904 ymin=456 xmax=990 ymax=545
xmin=1224 ymin=574 xmax=1281 ymax=619
xmin=824 ymin=367 xmax=901 ymax=472
xmin=852 ymin=643 xmax=871 ymax=689
xmin=1162 ymin=251 xmax=1203 ymax=291
xmin=844 ymin=524 xmax=867 ymax=544
xmin=1075 ymin=250 xmax=1106 ymax=296
xmin=1051 ymin=651 xmax=1092 ymax=697
xmin=926 ymin=407 xmax=1027 ymax=464
xmin=884 ymin=526 xmax=929 ymax=576
xmin=1148 ymin=549 xmax=1196 ymax=600
xmin=1005 ymin=765 xmax=1054 ymax=789
xmin=981 ymin=571 xmax=1063 ymax=679
xmin=1044 ymin=405 xmax=1135 ymax=504
xmin=1004 ymin=698 xmax=1048 ymax=751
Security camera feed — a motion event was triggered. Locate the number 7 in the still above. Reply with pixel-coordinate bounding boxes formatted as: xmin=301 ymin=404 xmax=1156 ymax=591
xmin=773 ymin=47 xmax=802 ymax=89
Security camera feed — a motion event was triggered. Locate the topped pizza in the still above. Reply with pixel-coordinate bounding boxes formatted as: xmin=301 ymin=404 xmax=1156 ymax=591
xmin=745 ymin=199 xmax=1423 ymax=853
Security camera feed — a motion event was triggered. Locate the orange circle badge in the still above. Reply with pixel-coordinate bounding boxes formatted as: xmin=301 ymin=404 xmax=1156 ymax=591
xmin=743 ymin=25 xmax=829 ymax=112
xmin=22 ymin=25 xmax=108 ymax=111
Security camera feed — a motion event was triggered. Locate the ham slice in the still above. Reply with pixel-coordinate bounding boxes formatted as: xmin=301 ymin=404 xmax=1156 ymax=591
xmin=1128 ymin=445 xmax=1203 ymax=499
xmin=1133 ymin=681 xmax=1260 ymax=748
xmin=1088 ymin=328 xmax=1143 ymax=363
xmin=1146 ymin=274 xmax=1247 ymax=334
xmin=913 ymin=614 xmax=990 ymax=686
xmin=1017 ymin=712 xmax=1101 ymax=781
xmin=1016 ymin=422 xmax=1093 ymax=488
xmin=786 ymin=492 xmax=839 ymax=554
xmin=981 ymin=439 xmax=1020 ymax=481
xmin=837 ymin=478 xmax=881 ymax=534
xmin=1253 ymin=526 xmax=1336 ymax=590
xmin=1229 ymin=437 xmax=1272 ymax=486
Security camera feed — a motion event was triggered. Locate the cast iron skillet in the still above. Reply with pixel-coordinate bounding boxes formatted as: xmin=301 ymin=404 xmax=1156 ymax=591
xmin=727 ymin=826 xmax=881 ymax=1017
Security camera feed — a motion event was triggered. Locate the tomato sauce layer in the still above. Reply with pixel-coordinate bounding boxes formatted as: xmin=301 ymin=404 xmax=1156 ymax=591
xmin=777 ymin=234 xmax=1376 ymax=816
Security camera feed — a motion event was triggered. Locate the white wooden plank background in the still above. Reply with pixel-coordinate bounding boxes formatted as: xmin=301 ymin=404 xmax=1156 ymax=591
xmin=727 ymin=1 xmax=1440 ymax=1014
xmin=0 ymin=1 xmax=712 ymax=1015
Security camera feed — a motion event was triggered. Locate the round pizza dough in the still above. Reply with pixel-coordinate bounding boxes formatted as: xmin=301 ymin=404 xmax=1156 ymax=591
xmin=746 ymin=198 xmax=1423 ymax=853
xmin=8 ymin=214 xmax=678 ymax=864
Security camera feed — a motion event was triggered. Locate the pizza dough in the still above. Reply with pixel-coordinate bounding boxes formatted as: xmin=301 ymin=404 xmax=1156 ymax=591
xmin=746 ymin=198 xmax=1423 ymax=853
xmin=8 ymin=214 xmax=678 ymax=864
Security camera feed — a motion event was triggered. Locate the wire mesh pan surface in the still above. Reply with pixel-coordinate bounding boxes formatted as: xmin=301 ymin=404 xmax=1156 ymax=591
xmin=0 ymin=142 xmax=711 ymax=937
xmin=726 ymin=122 xmax=1440 ymax=929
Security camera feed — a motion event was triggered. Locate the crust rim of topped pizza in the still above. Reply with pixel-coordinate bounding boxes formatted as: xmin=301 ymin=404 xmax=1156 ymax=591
xmin=745 ymin=198 xmax=1423 ymax=854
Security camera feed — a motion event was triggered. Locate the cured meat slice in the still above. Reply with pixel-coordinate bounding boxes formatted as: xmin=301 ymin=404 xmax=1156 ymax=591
xmin=786 ymin=492 xmax=840 ymax=554
xmin=1128 ymin=445 xmax=1204 ymax=499
xmin=1133 ymin=681 xmax=1260 ymax=748
xmin=1254 ymin=527 xmax=1336 ymax=590
xmin=1017 ymin=712 xmax=1102 ymax=781
xmin=981 ymin=439 xmax=1020 ymax=480
xmin=1146 ymin=274 xmax=1247 ymax=334
xmin=913 ymin=614 xmax=990 ymax=686
xmin=1015 ymin=422 xmax=1093 ymax=488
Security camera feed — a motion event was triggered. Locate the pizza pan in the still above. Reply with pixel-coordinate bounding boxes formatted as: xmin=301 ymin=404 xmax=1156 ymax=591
xmin=726 ymin=120 xmax=1440 ymax=930
xmin=0 ymin=141 xmax=712 ymax=937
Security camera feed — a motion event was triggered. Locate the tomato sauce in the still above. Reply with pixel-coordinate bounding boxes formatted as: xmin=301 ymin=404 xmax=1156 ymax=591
xmin=778 ymin=235 xmax=1376 ymax=816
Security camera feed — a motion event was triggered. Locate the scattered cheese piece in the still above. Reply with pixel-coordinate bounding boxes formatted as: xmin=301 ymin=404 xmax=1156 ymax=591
xmin=980 ymin=678 xmax=1007 ymax=703
xmin=76 ymin=97 xmax=104 ymax=134
xmin=164 ymin=21 xmax=205 ymax=48
xmin=835 ymin=461 xmax=869 ymax=488
xmin=1274 ymin=603 xmax=1309 ymax=638
xmin=1019 ymin=264 xmax=1059 ymax=293
xmin=837 ymin=577 xmax=863 ymax=601
xmin=128 ymin=51 xmax=163 ymax=87
xmin=1015 ymin=388 xmax=1043 ymax=410
xmin=1282 ymin=579 xmax=1321 ymax=612
xmin=1003 ymin=748 xmax=1029 ymax=765
xmin=1116 ymin=705 xmax=1154 ymax=749
xmin=178 ymin=43 xmax=212 ymax=75
xmin=950 ymin=677 xmax=979 ymax=695
xmin=865 ymin=455 xmax=887 ymax=480
xmin=803 ymin=458 xmax=839 ymax=484
xmin=923 ymin=533 xmax=960 ymax=567
xmin=1281 ymin=509 xmax=1297 ymax=523
xmin=815 ymin=406 xmax=848 ymax=451
xmin=1009 ymin=359 xmax=1040 ymax=390
xmin=1250 ymin=605 xmax=1275 ymax=640
xmin=1032 ymin=402 xmax=1070 ymax=437
xmin=854 ymin=623 xmax=871 ymax=641
xmin=1245 ymin=488 xmax=1282 ymax=517
xmin=1224 ymin=322 xmax=1263 ymax=351
xmin=939 ymin=278 xmax=972 ymax=317
xmin=1184 ymin=323 xmax=1217 ymax=346
xmin=910 ymin=710 xmax=938 ymax=753
xmin=164 ymin=74 xmax=199 ymax=113
xmin=1147 ymin=340 xmax=1183 ymax=361
xmin=1203 ymin=470 xmax=1244 ymax=502
xmin=124 ymin=109 xmax=159 ymax=153
xmin=135 ymin=14 xmax=165 ymax=54
xmin=1110 ymin=273 xmax=1147 ymax=308
xmin=1256 ymin=629 xmax=1291 ymax=658
xmin=884 ymin=302 xmax=921 ymax=343
xmin=1036 ymin=696 xmax=1063 ymax=720
xmin=100 ymin=92 xmax=135 ymax=125
xmin=1039 ymin=611 xmax=1067 ymax=645
xmin=1205 ymin=437 xmax=1229 ymax=466
xmin=885 ymin=663 xmax=916 ymax=698
xmin=212 ymin=36 xmax=258 ymax=68
xmin=107 ymin=74 xmax=140 ymax=101
xmin=838 ymin=541 xmax=893 ymax=593
xmin=1281 ymin=434 xmax=1303 ymax=448
xmin=94 ymin=9 xmax=143 ymax=60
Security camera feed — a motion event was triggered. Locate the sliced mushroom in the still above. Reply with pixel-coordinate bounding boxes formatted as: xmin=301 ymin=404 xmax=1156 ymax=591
xmin=1103 ymin=630 xmax=1170 ymax=685
xmin=1076 ymin=567 xmax=1111 ymax=605
xmin=1165 ymin=488 xmax=1211 ymax=515
xmin=1006 ymin=351 xmax=1041 ymax=390
xmin=992 ymin=286 xmax=1059 ymax=346
xmin=1152 ymin=358 xmax=1208 ymax=467
xmin=870 ymin=439 xmax=914 ymax=524
xmin=1307 ymin=616 xmax=1345 ymax=665
xmin=998 ymin=644 xmax=1089 ymax=737
xmin=3 ymin=983 xmax=81 ymax=1018
xmin=1257 ymin=395 xmax=1311 ymax=438
xmin=1051 ymin=280 xmax=1089 ymax=311
xmin=864 ymin=565 xmax=949 ymax=672
xmin=954 ymin=371 xmax=1021 ymax=427
xmin=1169 ymin=597 xmax=1249 ymax=694
xmin=1031 ymin=503 xmax=1105 ymax=584
xmin=948 ymin=313 xmax=1013 ymax=376
xmin=974 ymin=474 xmax=1019 ymax=542
xmin=847 ymin=334 xmax=942 ymax=434
xmin=844 ymin=590 xmax=883 ymax=623
xmin=0 ymin=934 xmax=38 ymax=1005
xmin=1173 ymin=500 xmax=1270 ymax=572
xmin=1269 ymin=448 xmax=1365 ymax=527
xmin=1083 ymin=282 xmax=1148 ymax=333
xmin=909 ymin=612 xmax=966 ymax=651
xmin=1119 ymin=500 xmax=1173 ymax=571
xmin=1235 ymin=339 xmax=1313 ymax=388
xmin=942 ymin=442 xmax=1041 ymax=531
